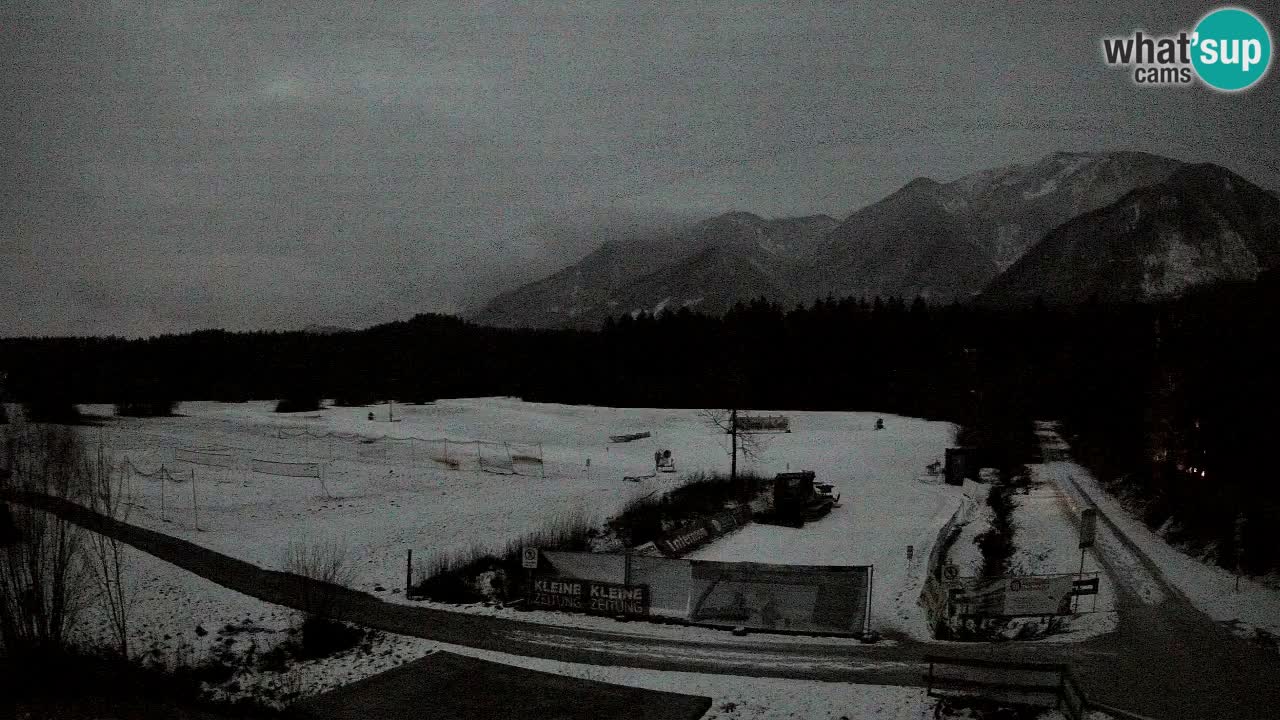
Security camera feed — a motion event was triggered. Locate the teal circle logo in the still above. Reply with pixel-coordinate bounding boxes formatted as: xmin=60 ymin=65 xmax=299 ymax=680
xmin=1192 ymin=8 xmax=1272 ymax=91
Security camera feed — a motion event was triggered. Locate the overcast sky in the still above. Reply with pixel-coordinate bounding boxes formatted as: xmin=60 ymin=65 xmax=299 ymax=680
xmin=3 ymin=1 xmax=1277 ymax=337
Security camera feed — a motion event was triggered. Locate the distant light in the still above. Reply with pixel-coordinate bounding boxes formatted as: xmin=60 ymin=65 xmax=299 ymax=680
xmin=1201 ymin=470 xmax=1206 ymax=478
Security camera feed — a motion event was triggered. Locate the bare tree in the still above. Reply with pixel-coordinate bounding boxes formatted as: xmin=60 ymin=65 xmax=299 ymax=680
xmin=84 ymin=436 xmax=134 ymax=658
xmin=701 ymin=408 xmax=771 ymax=494
xmin=0 ymin=421 xmax=91 ymax=655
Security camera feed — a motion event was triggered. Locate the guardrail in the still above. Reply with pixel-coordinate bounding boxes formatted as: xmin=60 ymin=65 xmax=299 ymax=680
xmin=924 ymin=655 xmax=1157 ymax=720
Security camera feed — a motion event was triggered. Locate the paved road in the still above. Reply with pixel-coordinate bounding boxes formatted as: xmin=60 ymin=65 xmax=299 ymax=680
xmin=7 ymin=421 xmax=1280 ymax=720
xmin=1034 ymin=424 xmax=1280 ymax=720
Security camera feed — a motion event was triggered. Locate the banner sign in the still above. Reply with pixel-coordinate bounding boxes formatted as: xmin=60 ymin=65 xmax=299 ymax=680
xmin=586 ymin=581 xmax=649 ymax=616
xmin=529 ymin=577 xmax=586 ymax=611
xmin=688 ymin=561 xmax=870 ymax=633
xmin=656 ymin=506 xmax=752 ymax=557
xmin=1004 ymin=575 xmax=1074 ymax=616
xmin=950 ymin=575 xmax=1076 ymax=617
xmin=656 ymin=524 xmax=711 ymax=556
xmin=1079 ymin=508 xmax=1098 ymax=549
xmin=1071 ymin=577 xmax=1099 ymax=596
xmin=528 ymin=576 xmax=649 ymax=617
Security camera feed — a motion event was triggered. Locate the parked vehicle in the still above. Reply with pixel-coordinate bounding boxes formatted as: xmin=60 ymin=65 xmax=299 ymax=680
xmin=760 ymin=471 xmax=834 ymax=527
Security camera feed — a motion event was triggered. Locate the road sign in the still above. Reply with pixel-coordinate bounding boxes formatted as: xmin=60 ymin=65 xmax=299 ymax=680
xmin=942 ymin=564 xmax=960 ymax=584
xmin=1071 ymin=577 xmax=1099 ymax=596
xmin=521 ymin=547 xmax=539 ymax=569
xmin=1079 ymin=508 xmax=1098 ymax=549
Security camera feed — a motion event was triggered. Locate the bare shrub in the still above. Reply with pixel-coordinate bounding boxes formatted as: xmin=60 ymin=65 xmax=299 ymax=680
xmin=0 ymin=421 xmax=92 ymax=655
xmin=282 ymin=540 xmax=356 ymax=619
xmin=20 ymin=399 xmax=82 ymax=425
xmin=275 ymin=397 xmax=322 ymax=413
xmin=113 ymin=400 xmax=179 ymax=418
xmin=413 ymin=509 xmax=594 ymax=603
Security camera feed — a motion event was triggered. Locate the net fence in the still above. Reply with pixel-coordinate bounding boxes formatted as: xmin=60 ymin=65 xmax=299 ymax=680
xmin=176 ymin=447 xmax=235 ymax=468
xmin=251 ymin=458 xmax=324 ymax=479
xmin=108 ymin=418 xmax=548 ymax=478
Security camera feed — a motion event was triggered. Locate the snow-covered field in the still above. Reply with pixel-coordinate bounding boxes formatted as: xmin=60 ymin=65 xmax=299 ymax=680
xmin=72 ymin=546 xmax=437 ymax=708
xmin=74 ymin=545 xmax=1091 ymax=719
xmin=80 ymin=399 xmax=962 ymax=639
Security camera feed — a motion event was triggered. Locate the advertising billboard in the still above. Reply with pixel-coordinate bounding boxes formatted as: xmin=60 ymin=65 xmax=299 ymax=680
xmin=687 ymin=561 xmax=871 ymax=633
xmin=528 ymin=576 xmax=649 ymax=617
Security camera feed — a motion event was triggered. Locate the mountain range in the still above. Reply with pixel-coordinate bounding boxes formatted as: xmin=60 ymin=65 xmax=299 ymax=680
xmin=472 ymin=152 xmax=1279 ymax=328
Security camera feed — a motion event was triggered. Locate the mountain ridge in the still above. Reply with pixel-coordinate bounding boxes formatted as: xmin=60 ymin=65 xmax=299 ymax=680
xmin=980 ymin=163 xmax=1280 ymax=305
xmin=470 ymin=151 xmax=1265 ymax=328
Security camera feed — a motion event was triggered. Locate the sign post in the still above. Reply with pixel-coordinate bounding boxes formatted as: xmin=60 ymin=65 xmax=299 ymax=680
xmin=1076 ymin=509 xmax=1097 ymax=612
xmin=1234 ymin=514 xmax=1246 ymax=593
xmin=522 ymin=547 xmax=539 ymax=605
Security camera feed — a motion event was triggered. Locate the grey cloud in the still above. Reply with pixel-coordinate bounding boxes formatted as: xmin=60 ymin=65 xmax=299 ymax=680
xmin=2 ymin=0 xmax=1276 ymax=336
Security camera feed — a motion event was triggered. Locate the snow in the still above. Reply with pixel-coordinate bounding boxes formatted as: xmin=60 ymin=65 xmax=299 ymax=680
xmin=1022 ymin=154 xmax=1092 ymax=200
xmin=948 ymin=482 xmax=990 ymax=576
xmin=83 ymin=400 xmax=957 ymax=639
xmin=1140 ymin=229 xmax=1261 ymax=298
xmin=1036 ymin=422 xmax=1280 ymax=644
xmin=669 ymin=414 xmax=961 ymax=640
xmin=70 ymin=532 xmax=1063 ymax=719
xmin=72 ymin=545 xmax=438 ymax=708
xmin=1007 ymin=467 xmax=1118 ymax=640
xmin=57 ymin=405 xmax=1124 ymax=717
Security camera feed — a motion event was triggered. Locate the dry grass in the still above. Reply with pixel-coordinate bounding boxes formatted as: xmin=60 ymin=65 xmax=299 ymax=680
xmin=412 ymin=509 xmax=593 ymax=603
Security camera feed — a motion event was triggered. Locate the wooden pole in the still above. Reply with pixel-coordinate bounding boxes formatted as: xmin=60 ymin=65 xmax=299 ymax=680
xmin=406 ymin=549 xmax=413 ymax=596
xmin=1074 ymin=548 xmax=1086 ymax=613
xmin=191 ymin=468 xmax=199 ymax=531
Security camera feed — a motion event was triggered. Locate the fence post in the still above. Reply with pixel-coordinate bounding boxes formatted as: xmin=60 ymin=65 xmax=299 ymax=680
xmin=406 ymin=549 xmax=413 ymax=596
xmin=191 ymin=468 xmax=199 ymax=531
xmin=864 ymin=565 xmax=874 ymax=636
